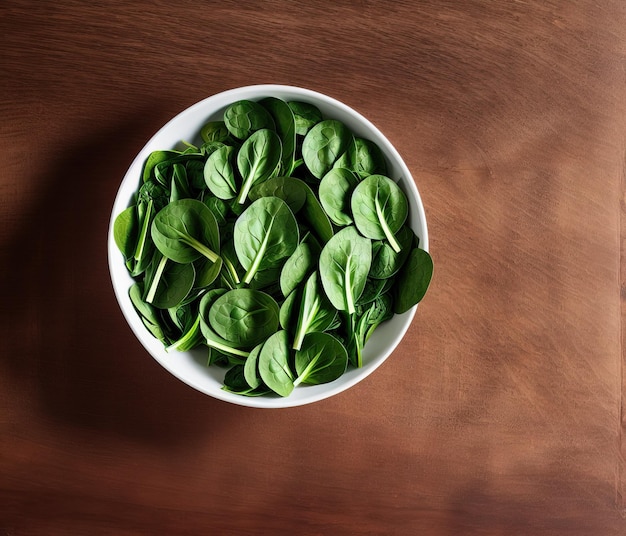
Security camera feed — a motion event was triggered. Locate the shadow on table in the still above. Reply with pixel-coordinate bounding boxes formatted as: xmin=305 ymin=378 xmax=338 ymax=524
xmin=0 ymin=105 xmax=248 ymax=447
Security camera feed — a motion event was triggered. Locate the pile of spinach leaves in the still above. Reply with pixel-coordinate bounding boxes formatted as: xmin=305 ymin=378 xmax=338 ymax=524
xmin=114 ymin=96 xmax=433 ymax=397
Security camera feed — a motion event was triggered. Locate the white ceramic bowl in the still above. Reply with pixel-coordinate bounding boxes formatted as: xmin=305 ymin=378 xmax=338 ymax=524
xmin=108 ymin=84 xmax=428 ymax=408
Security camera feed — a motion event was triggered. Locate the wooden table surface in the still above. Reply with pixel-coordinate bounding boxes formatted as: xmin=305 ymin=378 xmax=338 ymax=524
xmin=2 ymin=1 xmax=625 ymax=534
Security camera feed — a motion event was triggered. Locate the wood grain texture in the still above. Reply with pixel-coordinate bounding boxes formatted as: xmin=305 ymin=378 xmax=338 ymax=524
xmin=1 ymin=0 xmax=625 ymax=534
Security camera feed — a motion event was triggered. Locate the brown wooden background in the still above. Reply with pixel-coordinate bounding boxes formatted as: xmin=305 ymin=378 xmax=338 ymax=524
xmin=2 ymin=1 xmax=625 ymax=534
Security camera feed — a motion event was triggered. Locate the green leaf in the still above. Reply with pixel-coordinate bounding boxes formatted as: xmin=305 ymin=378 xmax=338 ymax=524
xmin=258 ymin=330 xmax=294 ymax=397
xmin=302 ymin=119 xmax=352 ymax=179
xmin=319 ymin=167 xmax=359 ymax=226
xmin=294 ymin=332 xmax=348 ymax=386
xmin=279 ymin=242 xmax=315 ymax=297
xmin=200 ymin=121 xmax=230 ymax=143
xmin=236 ymin=129 xmax=282 ymax=204
xmin=151 ymin=198 xmax=221 ymax=264
xmin=204 ymin=145 xmax=238 ymax=200
xmin=113 ymin=205 xmax=138 ymax=261
xmin=260 ymin=97 xmax=297 ymax=176
xmin=393 ymin=248 xmax=433 ymax=314
xmin=351 ymin=174 xmax=408 ymax=253
xmin=292 ymin=271 xmax=337 ymax=350
xmin=248 ymin=175 xmax=307 ymax=214
xmin=319 ymin=226 xmax=371 ymax=315
xmin=224 ymin=100 xmax=275 ymax=140
xmin=287 ymin=101 xmax=322 ymax=136
xmin=208 ymin=288 xmax=280 ymax=348
xmin=144 ymin=253 xmax=195 ymax=309
xmin=234 ymin=197 xmax=299 ymax=285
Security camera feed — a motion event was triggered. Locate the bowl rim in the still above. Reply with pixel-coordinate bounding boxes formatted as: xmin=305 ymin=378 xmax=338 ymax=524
xmin=107 ymin=84 xmax=429 ymax=408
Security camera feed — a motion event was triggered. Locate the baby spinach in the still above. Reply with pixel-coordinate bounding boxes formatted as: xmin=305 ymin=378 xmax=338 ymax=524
xmin=200 ymin=120 xmax=230 ymax=143
xmin=302 ymin=119 xmax=352 ymax=179
xmin=351 ymin=174 xmax=408 ymax=253
xmin=113 ymin=206 xmax=139 ymax=263
xmin=198 ymin=289 xmax=250 ymax=359
xmin=143 ymin=253 xmax=195 ymax=309
xmin=260 ymin=97 xmax=297 ymax=176
xmin=393 ymin=247 xmax=434 ymax=314
xmin=291 ymin=271 xmax=337 ymax=350
xmin=235 ymin=128 xmax=282 ymax=204
xmin=279 ymin=242 xmax=315 ymax=298
xmin=319 ymin=226 xmax=371 ymax=315
xmin=298 ymin=179 xmax=334 ymax=244
xmin=233 ymin=197 xmax=299 ymax=285
xmin=224 ymin=100 xmax=275 ymax=140
xmin=318 ymin=167 xmax=358 ymax=227
xmin=248 ymin=175 xmax=308 ymax=214
xmin=204 ymin=145 xmax=238 ymax=200
xmin=369 ymin=225 xmax=414 ymax=280
xmin=338 ymin=137 xmax=388 ymax=179
xmin=114 ymin=94 xmax=433 ymax=398
xmin=167 ymin=314 xmax=203 ymax=353
xmin=258 ymin=330 xmax=294 ymax=397
xmin=128 ymin=283 xmax=168 ymax=344
xmin=208 ymin=288 xmax=280 ymax=348
xmin=293 ymin=332 xmax=348 ymax=386
xmin=243 ymin=343 xmax=264 ymax=390
xmin=151 ymin=198 xmax=221 ymax=264
xmin=287 ymin=101 xmax=322 ymax=136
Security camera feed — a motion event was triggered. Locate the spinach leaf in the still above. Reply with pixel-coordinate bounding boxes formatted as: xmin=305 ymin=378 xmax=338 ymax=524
xmin=243 ymin=342 xmax=264 ymax=390
xmin=347 ymin=293 xmax=394 ymax=367
xmin=186 ymin=159 xmax=207 ymax=191
xmin=142 ymin=150 xmax=178 ymax=182
xmin=113 ymin=205 xmax=139 ymax=262
xmin=191 ymin=256 xmax=222 ymax=291
xmin=369 ymin=225 xmax=414 ymax=279
xmin=279 ymin=241 xmax=315 ymax=297
xmin=203 ymin=196 xmax=229 ymax=225
xmin=279 ymin=289 xmax=299 ymax=331
xmin=293 ymin=332 xmax=348 ymax=386
xmin=335 ymin=137 xmax=387 ymax=179
xmin=319 ymin=226 xmax=371 ymax=315
xmin=200 ymin=120 xmax=230 ymax=143
xmin=167 ymin=314 xmax=203 ymax=353
xmin=287 ymin=101 xmax=322 ymax=136
xmin=129 ymin=283 xmax=172 ymax=344
xmin=224 ymin=99 xmax=275 ymax=140
xmin=302 ymin=119 xmax=352 ymax=179
xmin=128 ymin=180 xmax=169 ymax=276
xmin=169 ymin=162 xmax=191 ymax=202
xmin=356 ymin=277 xmax=392 ymax=307
xmin=393 ymin=248 xmax=433 ymax=314
xmin=260 ymin=97 xmax=297 ymax=176
xmin=299 ymin=180 xmax=334 ymax=245
xmin=319 ymin=167 xmax=358 ymax=226
xmin=236 ymin=128 xmax=282 ymax=204
xmin=258 ymin=330 xmax=294 ymax=397
xmin=198 ymin=289 xmax=250 ymax=359
xmin=234 ymin=197 xmax=299 ymax=285
xmin=204 ymin=145 xmax=238 ymax=200
xmin=248 ymin=175 xmax=307 ymax=214
xmin=208 ymin=288 xmax=280 ymax=348
xmin=358 ymin=293 xmax=394 ymax=343
xmin=351 ymin=174 xmax=408 ymax=253
xmin=292 ymin=271 xmax=337 ymax=350
xmin=151 ymin=198 xmax=221 ymax=264
xmin=143 ymin=253 xmax=195 ymax=309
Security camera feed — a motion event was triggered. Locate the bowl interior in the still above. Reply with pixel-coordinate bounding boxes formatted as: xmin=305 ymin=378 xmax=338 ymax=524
xmin=108 ymin=84 xmax=428 ymax=408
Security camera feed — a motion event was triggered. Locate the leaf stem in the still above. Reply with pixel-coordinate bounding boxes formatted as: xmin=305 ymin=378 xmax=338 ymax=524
xmin=183 ymin=236 xmax=220 ymax=263
xmin=375 ymin=196 xmax=402 ymax=253
xmin=145 ymin=255 xmax=168 ymax=304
